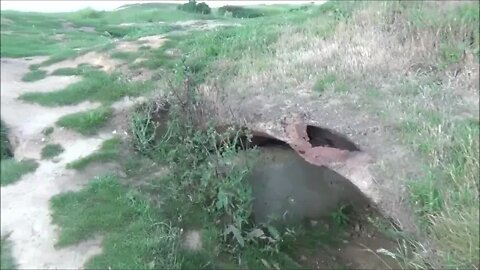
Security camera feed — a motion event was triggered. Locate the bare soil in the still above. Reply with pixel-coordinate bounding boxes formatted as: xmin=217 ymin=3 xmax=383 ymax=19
xmin=42 ymin=52 xmax=121 ymax=74
xmin=0 ymin=57 xmax=134 ymax=269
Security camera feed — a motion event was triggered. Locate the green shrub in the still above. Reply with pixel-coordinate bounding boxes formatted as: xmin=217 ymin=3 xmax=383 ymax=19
xmin=177 ymin=0 xmax=211 ymax=15
xmin=73 ymin=8 xmax=105 ymax=19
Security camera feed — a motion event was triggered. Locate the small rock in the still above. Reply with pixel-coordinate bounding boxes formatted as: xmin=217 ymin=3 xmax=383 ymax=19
xmin=41 ymin=137 xmax=46 ymax=142
xmin=354 ymin=223 xmax=360 ymax=232
xmin=310 ymin=220 xmax=318 ymax=227
xmin=299 ymin=255 xmax=307 ymax=262
xmin=183 ymin=230 xmax=202 ymax=251
xmin=112 ymin=130 xmax=117 ymax=134
xmin=342 ymin=240 xmax=348 ymax=244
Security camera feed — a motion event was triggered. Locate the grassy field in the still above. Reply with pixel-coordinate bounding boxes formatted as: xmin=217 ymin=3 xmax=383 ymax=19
xmin=2 ymin=1 xmax=478 ymax=269
xmin=0 ymin=3 xmax=215 ymax=58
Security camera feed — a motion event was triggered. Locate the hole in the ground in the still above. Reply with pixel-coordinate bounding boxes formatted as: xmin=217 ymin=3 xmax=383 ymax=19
xmin=306 ymin=125 xmax=360 ymax=151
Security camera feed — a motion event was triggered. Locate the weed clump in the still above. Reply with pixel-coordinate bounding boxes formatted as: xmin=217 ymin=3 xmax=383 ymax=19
xmin=21 ymin=69 xmax=47 ymax=82
xmin=1 ymin=120 xmax=12 ymax=160
xmin=67 ymin=137 xmax=121 ymax=170
xmin=42 ymin=127 xmax=54 ymax=136
xmin=56 ymin=106 xmax=113 ymax=135
xmin=41 ymin=143 xmax=64 ymax=159
xmin=1 ymin=236 xmax=16 ymax=270
xmin=1 ymin=159 xmax=38 ymax=186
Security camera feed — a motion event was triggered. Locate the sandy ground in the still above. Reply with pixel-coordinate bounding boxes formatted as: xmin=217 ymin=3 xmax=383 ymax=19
xmin=0 ymin=57 xmax=135 ymax=269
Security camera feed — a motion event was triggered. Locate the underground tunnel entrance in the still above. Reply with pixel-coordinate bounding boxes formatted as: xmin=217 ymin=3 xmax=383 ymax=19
xmin=235 ymin=123 xmax=400 ymax=269
xmin=242 ymin=125 xmax=400 ymax=269
xmin=241 ymin=123 xmax=368 ymax=225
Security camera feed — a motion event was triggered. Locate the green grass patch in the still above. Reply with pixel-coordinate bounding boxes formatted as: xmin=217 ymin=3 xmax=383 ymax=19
xmin=50 ymin=175 xmax=182 ymax=269
xmin=0 ymin=159 xmax=38 ymax=186
xmin=20 ymin=70 xmax=153 ymax=106
xmin=56 ymin=106 xmax=113 ymax=135
xmin=41 ymin=143 xmax=64 ymax=159
xmin=1 ymin=235 xmax=16 ymax=270
xmin=21 ymin=69 xmax=47 ymax=82
xmin=67 ymin=137 xmax=121 ymax=170
xmin=50 ymin=64 xmax=98 ymax=76
xmin=402 ymin=117 xmax=479 ymax=267
xmin=313 ymin=73 xmax=350 ymax=94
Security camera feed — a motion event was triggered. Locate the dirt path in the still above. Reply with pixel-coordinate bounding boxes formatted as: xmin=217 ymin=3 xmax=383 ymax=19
xmin=0 ymin=57 xmax=118 ymax=268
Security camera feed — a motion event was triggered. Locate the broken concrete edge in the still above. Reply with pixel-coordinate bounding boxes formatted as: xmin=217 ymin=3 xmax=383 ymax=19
xmin=247 ymin=117 xmax=381 ymax=206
